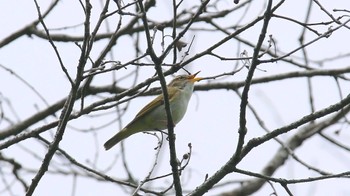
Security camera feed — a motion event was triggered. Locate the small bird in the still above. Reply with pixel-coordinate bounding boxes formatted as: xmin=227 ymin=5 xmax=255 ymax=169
xmin=104 ymin=71 xmax=202 ymax=150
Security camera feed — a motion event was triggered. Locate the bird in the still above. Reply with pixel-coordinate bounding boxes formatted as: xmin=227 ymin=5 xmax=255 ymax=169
xmin=104 ymin=71 xmax=202 ymax=150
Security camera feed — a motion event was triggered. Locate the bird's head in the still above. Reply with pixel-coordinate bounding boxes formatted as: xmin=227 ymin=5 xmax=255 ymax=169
xmin=168 ymin=71 xmax=202 ymax=89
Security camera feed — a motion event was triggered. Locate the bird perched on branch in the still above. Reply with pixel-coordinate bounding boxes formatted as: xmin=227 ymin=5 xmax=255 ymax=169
xmin=104 ymin=71 xmax=202 ymax=150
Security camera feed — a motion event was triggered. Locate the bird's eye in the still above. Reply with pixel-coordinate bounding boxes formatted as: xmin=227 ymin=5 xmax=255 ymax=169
xmin=177 ymin=76 xmax=185 ymax=80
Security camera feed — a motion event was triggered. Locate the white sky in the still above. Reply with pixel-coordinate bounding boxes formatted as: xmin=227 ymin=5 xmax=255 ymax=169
xmin=1 ymin=0 xmax=350 ymax=195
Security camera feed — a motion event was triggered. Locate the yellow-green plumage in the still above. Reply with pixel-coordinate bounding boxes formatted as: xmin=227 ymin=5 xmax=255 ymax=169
xmin=104 ymin=72 xmax=201 ymax=150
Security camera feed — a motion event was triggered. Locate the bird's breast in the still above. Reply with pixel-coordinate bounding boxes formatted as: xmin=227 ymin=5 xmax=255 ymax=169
xmin=140 ymin=88 xmax=193 ymax=131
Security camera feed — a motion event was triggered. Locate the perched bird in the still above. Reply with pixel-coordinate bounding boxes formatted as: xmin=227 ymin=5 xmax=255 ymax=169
xmin=104 ymin=72 xmax=202 ymax=150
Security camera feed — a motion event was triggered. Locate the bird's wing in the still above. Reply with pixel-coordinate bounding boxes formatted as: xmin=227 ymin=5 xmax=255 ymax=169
xmin=134 ymin=94 xmax=164 ymax=120
xmin=132 ymin=87 xmax=179 ymax=121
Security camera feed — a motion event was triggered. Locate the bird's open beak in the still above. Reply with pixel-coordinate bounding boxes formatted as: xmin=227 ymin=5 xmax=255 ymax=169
xmin=189 ymin=71 xmax=202 ymax=82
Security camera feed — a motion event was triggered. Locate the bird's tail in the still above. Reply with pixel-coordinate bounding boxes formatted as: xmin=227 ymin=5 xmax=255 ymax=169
xmin=104 ymin=128 xmax=133 ymax=150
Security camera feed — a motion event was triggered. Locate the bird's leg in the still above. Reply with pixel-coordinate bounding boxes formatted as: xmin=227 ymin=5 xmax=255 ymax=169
xmin=161 ymin=131 xmax=176 ymax=142
xmin=158 ymin=129 xmax=168 ymax=136
xmin=153 ymin=129 xmax=176 ymax=142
